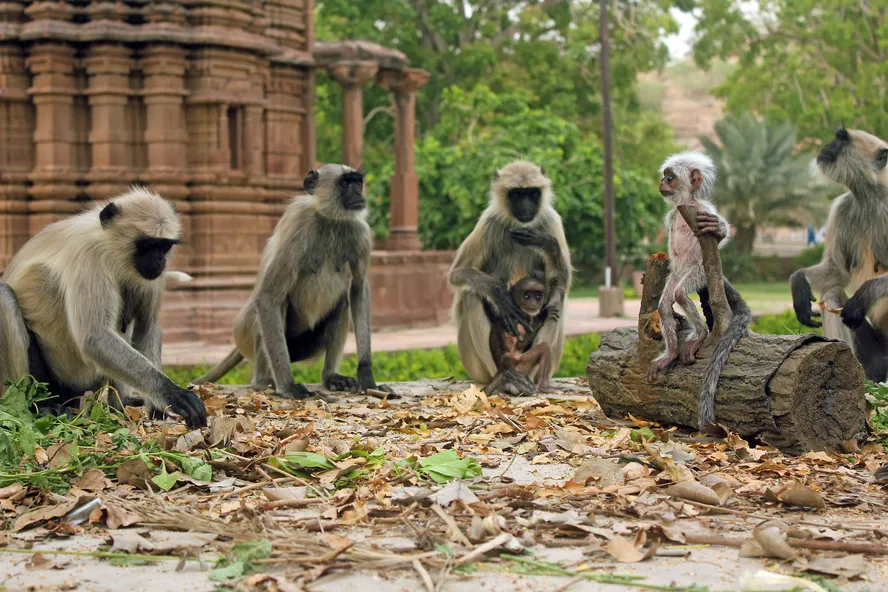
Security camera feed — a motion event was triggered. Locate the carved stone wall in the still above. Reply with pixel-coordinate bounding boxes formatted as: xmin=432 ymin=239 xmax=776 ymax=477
xmin=0 ymin=1 xmax=454 ymax=346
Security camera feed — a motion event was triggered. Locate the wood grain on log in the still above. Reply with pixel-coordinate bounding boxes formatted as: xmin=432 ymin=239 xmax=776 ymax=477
xmin=587 ymin=253 xmax=867 ymax=455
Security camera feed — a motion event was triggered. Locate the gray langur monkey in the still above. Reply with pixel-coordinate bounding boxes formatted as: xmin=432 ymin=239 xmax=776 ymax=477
xmin=194 ymin=164 xmax=389 ymax=398
xmin=0 ymin=187 xmax=207 ymax=428
xmin=448 ymin=160 xmax=571 ymax=396
xmin=791 ymin=127 xmax=888 ymax=382
xmin=649 ymin=151 xmax=751 ymax=430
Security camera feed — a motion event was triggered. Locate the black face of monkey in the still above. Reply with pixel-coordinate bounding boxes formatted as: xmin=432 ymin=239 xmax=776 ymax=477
xmin=817 ymin=127 xmax=850 ymax=166
xmin=508 ymin=187 xmax=542 ymax=223
xmin=338 ymin=172 xmax=366 ymax=210
xmin=133 ymin=237 xmax=179 ymax=280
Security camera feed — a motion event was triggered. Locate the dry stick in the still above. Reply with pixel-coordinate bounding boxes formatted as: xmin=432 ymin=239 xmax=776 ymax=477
xmin=262 ymin=498 xmax=332 ymax=510
xmin=676 ymin=204 xmax=732 ymax=336
xmin=681 ymin=533 xmax=888 ymax=555
xmin=454 ymin=532 xmax=512 ymax=566
xmin=553 ymin=575 xmax=586 ymax=592
xmin=682 ymin=499 xmax=888 ymax=533
xmin=430 ymin=504 xmax=473 ymax=547
xmin=413 ymin=558 xmax=436 ymax=592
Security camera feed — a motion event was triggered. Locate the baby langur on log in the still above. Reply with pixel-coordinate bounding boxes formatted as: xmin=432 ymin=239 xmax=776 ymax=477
xmin=0 ymin=188 xmax=207 ymax=428
xmin=195 ymin=164 xmax=389 ymax=399
xmin=791 ymin=127 xmax=888 ymax=382
xmin=649 ymin=151 xmax=751 ymax=429
xmin=484 ymin=273 xmax=560 ymax=396
xmin=448 ymin=161 xmax=571 ymax=396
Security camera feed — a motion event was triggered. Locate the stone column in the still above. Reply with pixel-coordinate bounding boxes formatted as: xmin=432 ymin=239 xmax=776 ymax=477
xmin=140 ymin=45 xmax=189 ymax=201
xmin=327 ymin=61 xmax=378 ymax=169
xmin=26 ymin=42 xmax=79 ymax=221
xmin=84 ymin=43 xmax=133 ymax=199
xmin=0 ymin=45 xmax=34 ymax=269
xmin=377 ymin=68 xmax=430 ymax=251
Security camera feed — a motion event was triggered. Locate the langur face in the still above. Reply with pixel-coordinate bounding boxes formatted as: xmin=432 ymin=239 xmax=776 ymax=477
xmin=659 ymin=167 xmax=701 ymax=205
xmin=338 ymin=172 xmax=366 ymax=210
xmin=507 ymin=187 xmax=542 ymax=223
xmin=512 ymin=279 xmax=546 ymax=316
xmin=817 ymin=127 xmax=850 ymax=167
xmin=133 ymin=237 xmax=180 ymax=280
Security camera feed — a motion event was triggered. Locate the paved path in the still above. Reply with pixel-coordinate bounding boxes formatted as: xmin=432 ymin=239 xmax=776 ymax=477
xmin=162 ymin=296 xmax=791 ymax=367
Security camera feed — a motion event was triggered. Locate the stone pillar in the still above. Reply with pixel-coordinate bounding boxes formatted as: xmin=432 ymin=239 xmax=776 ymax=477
xmin=0 ymin=45 xmax=34 ymax=269
xmin=327 ymin=61 xmax=378 ymax=169
xmin=84 ymin=44 xmax=133 ymax=199
xmin=377 ymin=68 xmax=430 ymax=251
xmin=139 ymin=45 xmax=189 ymax=200
xmin=26 ymin=42 xmax=79 ymax=227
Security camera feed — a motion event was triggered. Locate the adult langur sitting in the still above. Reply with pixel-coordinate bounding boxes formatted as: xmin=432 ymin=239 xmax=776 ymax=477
xmin=448 ymin=161 xmax=571 ymax=396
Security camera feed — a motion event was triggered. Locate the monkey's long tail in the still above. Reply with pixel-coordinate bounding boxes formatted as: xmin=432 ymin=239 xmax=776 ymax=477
xmin=193 ymin=348 xmax=244 ymax=385
xmin=698 ymin=279 xmax=751 ymax=429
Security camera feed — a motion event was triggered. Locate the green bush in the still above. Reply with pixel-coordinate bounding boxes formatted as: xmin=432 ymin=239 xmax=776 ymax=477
xmin=750 ymin=309 xmax=821 ymax=336
xmin=794 ymin=244 xmax=824 ymax=269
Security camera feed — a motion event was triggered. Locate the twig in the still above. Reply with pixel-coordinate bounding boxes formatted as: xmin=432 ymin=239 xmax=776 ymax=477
xmin=553 ymin=575 xmax=585 ymax=592
xmin=455 ymin=532 xmax=512 ymax=566
xmin=682 ymin=533 xmax=888 ymax=555
xmin=0 ymin=547 xmax=184 ymax=562
xmin=262 ymin=497 xmax=332 ymax=510
xmin=413 ymin=558 xmax=436 ymax=592
xmin=202 ymin=476 xmax=299 ymax=500
xmin=430 ymin=504 xmax=473 ymax=547
xmin=676 ymin=204 xmax=731 ymax=336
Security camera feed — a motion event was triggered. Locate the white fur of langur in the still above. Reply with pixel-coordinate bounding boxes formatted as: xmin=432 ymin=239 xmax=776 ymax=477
xmin=194 ymin=164 xmax=388 ymax=398
xmin=650 ymin=151 xmax=751 ymax=429
xmin=448 ymin=161 xmax=571 ymax=396
xmin=792 ymin=127 xmax=888 ymax=381
xmin=0 ymin=188 xmax=207 ymax=428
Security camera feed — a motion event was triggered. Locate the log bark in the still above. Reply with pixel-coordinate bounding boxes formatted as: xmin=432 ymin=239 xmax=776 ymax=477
xmin=587 ymin=254 xmax=867 ymax=455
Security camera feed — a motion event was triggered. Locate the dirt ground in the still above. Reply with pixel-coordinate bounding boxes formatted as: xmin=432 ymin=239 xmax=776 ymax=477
xmin=2 ymin=379 xmax=888 ymax=592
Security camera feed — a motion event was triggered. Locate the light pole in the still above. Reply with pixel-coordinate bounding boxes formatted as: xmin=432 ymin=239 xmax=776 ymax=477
xmin=598 ymin=0 xmax=624 ymax=317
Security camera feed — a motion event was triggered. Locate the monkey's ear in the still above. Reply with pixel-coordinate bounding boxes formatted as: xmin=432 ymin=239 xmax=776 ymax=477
xmin=304 ymin=169 xmax=320 ymax=195
xmin=493 ymin=170 xmax=500 ymax=181
xmin=100 ymin=202 xmax=120 ymax=228
xmin=689 ymin=168 xmax=703 ymax=192
xmin=540 ymin=165 xmax=546 ymax=176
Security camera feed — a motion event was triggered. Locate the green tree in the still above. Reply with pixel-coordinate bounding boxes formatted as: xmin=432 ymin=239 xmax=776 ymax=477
xmin=693 ymin=0 xmax=888 ymax=143
xmin=699 ymin=113 xmax=831 ymax=254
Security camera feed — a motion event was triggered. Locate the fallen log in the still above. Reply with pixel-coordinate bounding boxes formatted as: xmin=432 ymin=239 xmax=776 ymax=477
xmin=586 ymin=254 xmax=867 ymax=455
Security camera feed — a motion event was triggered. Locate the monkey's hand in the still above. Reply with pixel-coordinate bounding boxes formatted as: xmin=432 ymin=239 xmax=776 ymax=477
xmin=488 ymin=282 xmax=534 ymax=336
xmin=544 ymin=300 xmax=561 ymax=322
xmin=324 ymin=373 xmax=361 ymax=394
xmin=276 ymin=382 xmax=312 ymax=400
xmin=500 ymin=369 xmax=537 ymax=396
xmin=164 ymin=386 xmax=208 ymax=429
xmin=510 ymin=227 xmax=557 ymax=252
xmin=695 ymin=208 xmax=727 ymax=241
xmin=357 ymin=363 xmax=395 ymax=394
xmin=790 ymin=270 xmax=822 ymax=328
xmin=841 ymin=291 xmax=870 ymax=329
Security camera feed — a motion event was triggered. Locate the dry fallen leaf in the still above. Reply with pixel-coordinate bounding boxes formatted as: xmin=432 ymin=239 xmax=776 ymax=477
xmin=73 ymin=468 xmax=112 ymax=492
xmin=766 ymin=481 xmax=826 ymax=509
xmin=574 ymin=459 xmax=625 ymax=487
xmin=102 ymin=502 xmax=142 ymax=530
xmin=818 ymin=301 xmax=842 ymax=314
xmin=13 ymin=498 xmax=81 ymax=532
xmin=116 ymin=458 xmax=154 ymax=489
xmin=604 ymin=535 xmax=656 ymax=563
xmin=802 ymin=554 xmax=867 ymax=579
xmin=429 ymin=480 xmax=480 ymax=507
xmin=175 ymin=429 xmax=206 ymax=451
xmin=46 ymin=443 xmax=72 ymax=468
xmin=453 ymin=384 xmax=486 ymax=413
xmin=25 ymin=553 xmax=69 ymax=570
xmin=664 ymin=481 xmax=721 ymax=506
xmin=751 ymin=525 xmax=798 ymax=560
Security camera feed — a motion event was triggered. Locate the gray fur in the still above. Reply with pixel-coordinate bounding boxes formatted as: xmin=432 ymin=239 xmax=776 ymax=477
xmin=792 ymin=128 xmax=888 ymax=381
xmin=0 ymin=188 xmax=206 ymax=428
xmin=194 ymin=164 xmax=385 ymax=397
xmin=448 ymin=161 xmax=571 ymax=392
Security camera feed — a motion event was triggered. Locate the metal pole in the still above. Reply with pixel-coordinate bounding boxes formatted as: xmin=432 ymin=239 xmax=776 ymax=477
xmin=600 ymin=0 xmax=616 ymax=287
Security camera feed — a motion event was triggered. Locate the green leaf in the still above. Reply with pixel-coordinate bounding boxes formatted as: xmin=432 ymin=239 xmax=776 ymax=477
xmin=416 ymin=450 xmax=482 ymax=484
xmin=191 ymin=464 xmax=213 ymax=483
xmin=231 ymin=539 xmax=272 ymax=563
xmin=282 ymin=452 xmax=336 ymax=470
xmin=151 ymin=465 xmax=178 ymax=491
xmin=209 ymin=561 xmax=245 ymax=581
xmin=18 ymin=429 xmax=36 ymax=458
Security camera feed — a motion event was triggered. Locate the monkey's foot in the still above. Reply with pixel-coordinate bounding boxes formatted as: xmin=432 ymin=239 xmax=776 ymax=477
xmin=275 ymin=383 xmax=312 ymax=400
xmin=681 ymin=337 xmax=706 ymax=365
xmin=840 ymin=295 xmax=868 ymax=329
xmin=647 ymin=354 xmax=676 ymax=382
xmin=501 ymin=370 xmax=537 ymax=396
xmin=536 ymin=382 xmax=568 ymax=393
xmin=324 ymin=373 xmax=361 ymax=394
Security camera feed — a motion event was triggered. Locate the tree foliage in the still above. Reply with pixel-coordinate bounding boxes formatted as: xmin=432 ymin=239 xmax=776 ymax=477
xmin=700 ymin=113 xmax=832 ymax=254
xmin=364 ymin=85 xmax=668 ymax=277
xmin=693 ymin=0 xmax=888 ymax=143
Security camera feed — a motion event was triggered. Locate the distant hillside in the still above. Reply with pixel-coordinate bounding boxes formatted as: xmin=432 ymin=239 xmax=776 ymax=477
xmin=637 ymin=59 xmax=734 ymax=149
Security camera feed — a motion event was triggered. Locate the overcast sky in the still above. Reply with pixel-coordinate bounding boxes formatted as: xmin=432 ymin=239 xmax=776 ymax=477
xmin=663 ymin=8 xmax=697 ymax=60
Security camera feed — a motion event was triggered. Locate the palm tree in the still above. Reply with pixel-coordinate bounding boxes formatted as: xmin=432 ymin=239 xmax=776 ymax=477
xmin=699 ymin=113 xmax=831 ymax=254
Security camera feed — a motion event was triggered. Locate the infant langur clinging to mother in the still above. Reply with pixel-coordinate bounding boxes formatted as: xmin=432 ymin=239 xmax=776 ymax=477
xmin=650 ymin=151 xmax=751 ymax=429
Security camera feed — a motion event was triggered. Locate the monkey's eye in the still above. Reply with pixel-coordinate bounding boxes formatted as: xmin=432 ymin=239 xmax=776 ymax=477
xmin=340 ymin=179 xmax=349 ymax=188
xmin=524 ymin=293 xmax=531 ymax=300
xmin=666 ymin=175 xmax=674 ymax=182
xmin=877 ymin=149 xmax=888 ymax=170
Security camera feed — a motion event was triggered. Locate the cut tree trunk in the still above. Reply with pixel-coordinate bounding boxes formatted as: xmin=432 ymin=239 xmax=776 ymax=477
xmin=586 ymin=253 xmax=867 ymax=455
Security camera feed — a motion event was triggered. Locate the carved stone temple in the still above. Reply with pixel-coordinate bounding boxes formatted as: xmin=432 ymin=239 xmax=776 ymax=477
xmin=0 ymin=1 xmax=453 ymax=345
